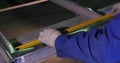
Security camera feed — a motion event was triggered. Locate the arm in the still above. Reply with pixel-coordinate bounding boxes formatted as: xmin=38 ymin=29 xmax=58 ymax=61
xmin=55 ymin=14 xmax=120 ymax=63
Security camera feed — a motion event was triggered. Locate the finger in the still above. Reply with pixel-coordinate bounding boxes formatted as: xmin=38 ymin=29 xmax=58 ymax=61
xmin=39 ymin=32 xmax=46 ymax=42
xmin=38 ymin=36 xmax=42 ymax=40
xmin=112 ymin=6 xmax=117 ymax=13
xmin=111 ymin=6 xmax=119 ymax=16
xmin=39 ymin=31 xmax=44 ymax=36
xmin=39 ymin=36 xmax=46 ymax=43
xmin=113 ymin=9 xmax=120 ymax=16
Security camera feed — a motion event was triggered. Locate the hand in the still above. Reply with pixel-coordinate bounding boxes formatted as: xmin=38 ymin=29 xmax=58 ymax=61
xmin=38 ymin=29 xmax=61 ymax=48
xmin=112 ymin=3 xmax=120 ymax=16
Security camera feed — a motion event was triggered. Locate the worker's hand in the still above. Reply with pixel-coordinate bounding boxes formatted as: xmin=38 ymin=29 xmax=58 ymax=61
xmin=112 ymin=3 xmax=120 ymax=16
xmin=38 ymin=29 xmax=61 ymax=48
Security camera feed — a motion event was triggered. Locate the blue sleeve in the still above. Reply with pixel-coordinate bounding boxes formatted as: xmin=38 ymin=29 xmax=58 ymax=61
xmin=55 ymin=14 xmax=120 ymax=63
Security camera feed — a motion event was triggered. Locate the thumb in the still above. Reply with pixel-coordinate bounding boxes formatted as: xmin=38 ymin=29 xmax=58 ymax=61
xmin=112 ymin=9 xmax=120 ymax=16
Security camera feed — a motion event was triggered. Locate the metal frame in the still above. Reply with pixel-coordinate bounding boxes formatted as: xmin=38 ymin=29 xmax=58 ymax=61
xmin=50 ymin=0 xmax=100 ymax=18
xmin=0 ymin=46 xmax=11 ymax=63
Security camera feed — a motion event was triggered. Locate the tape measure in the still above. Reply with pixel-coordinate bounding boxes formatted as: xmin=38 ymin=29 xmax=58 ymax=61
xmin=16 ymin=14 xmax=113 ymax=51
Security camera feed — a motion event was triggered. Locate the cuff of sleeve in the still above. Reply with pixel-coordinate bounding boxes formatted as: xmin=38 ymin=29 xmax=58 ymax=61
xmin=55 ymin=34 xmax=68 ymax=58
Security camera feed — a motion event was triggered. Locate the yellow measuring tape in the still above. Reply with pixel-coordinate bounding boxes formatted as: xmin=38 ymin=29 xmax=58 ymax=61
xmin=16 ymin=40 xmax=40 ymax=50
xmin=65 ymin=14 xmax=113 ymax=32
xmin=16 ymin=14 xmax=113 ymax=50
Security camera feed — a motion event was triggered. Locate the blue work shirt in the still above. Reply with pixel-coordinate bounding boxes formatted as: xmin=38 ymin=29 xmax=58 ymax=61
xmin=55 ymin=14 xmax=120 ymax=63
